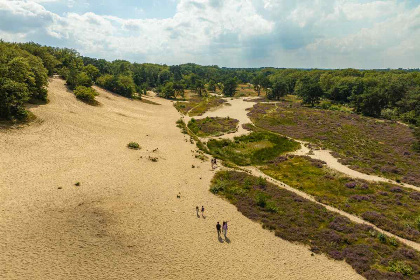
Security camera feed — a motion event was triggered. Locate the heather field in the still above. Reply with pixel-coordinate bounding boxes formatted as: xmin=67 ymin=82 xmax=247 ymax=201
xmin=248 ymin=102 xmax=420 ymax=186
xmin=187 ymin=117 xmax=238 ymax=137
xmin=174 ymin=96 xmax=227 ymax=116
xmin=207 ymin=131 xmax=300 ymax=166
xmin=211 ymin=171 xmax=420 ymax=279
xmin=260 ymin=155 xmax=420 ymax=242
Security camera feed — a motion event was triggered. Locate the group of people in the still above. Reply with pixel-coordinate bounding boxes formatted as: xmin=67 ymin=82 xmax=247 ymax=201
xmin=195 ymin=206 xmax=229 ymax=240
xmin=216 ymin=221 xmax=228 ymax=239
xmin=196 ymin=206 xmax=205 ymax=217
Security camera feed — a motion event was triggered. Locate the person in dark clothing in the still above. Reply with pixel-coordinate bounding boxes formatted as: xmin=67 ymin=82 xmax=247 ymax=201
xmin=216 ymin=222 xmax=221 ymax=236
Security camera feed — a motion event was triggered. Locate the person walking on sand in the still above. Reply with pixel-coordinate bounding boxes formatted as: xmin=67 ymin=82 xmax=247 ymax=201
xmin=196 ymin=206 xmax=199 ymax=216
xmin=223 ymin=221 xmax=228 ymax=238
xmin=216 ymin=222 xmax=221 ymax=237
xmin=211 ymin=158 xmax=215 ymax=170
xmin=201 ymin=206 xmax=205 ymax=217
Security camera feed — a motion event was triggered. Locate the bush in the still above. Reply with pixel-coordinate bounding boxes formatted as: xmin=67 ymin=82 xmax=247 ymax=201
xmin=0 ymin=78 xmax=29 ymax=120
xmin=255 ymin=192 xmax=268 ymax=208
xmin=73 ymin=86 xmax=97 ymax=104
xmin=378 ymin=232 xmax=387 ymax=243
xmin=127 ymin=142 xmax=140 ymax=150
xmin=387 ymin=261 xmax=413 ymax=276
xmin=416 ymin=216 xmax=420 ymax=231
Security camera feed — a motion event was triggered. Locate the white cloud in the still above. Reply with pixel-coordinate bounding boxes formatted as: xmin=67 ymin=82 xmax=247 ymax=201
xmin=0 ymin=0 xmax=419 ymax=68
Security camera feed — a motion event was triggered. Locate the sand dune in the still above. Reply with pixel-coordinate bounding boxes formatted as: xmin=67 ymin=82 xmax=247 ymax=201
xmin=0 ymin=78 xmax=362 ymax=279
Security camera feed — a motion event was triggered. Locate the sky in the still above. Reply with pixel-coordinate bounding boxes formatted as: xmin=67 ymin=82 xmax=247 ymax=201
xmin=0 ymin=0 xmax=419 ymax=68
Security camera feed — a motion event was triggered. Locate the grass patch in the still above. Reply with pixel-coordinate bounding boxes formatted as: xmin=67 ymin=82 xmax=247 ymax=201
xmin=176 ymin=119 xmax=210 ymax=153
xmin=259 ymin=155 xmax=420 ymax=242
xmin=174 ymin=96 xmax=226 ymax=116
xmin=249 ymin=102 xmax=420 ymax=186
xmin=207 ymin=131 xmax=300 ymax=166
xmin=211 ymin=171 xmax=420 ymax=280
xmin=188 ymin=117 xmax=238 ymax=137
xmin=127 ymin=142 xmax=141 ymax=150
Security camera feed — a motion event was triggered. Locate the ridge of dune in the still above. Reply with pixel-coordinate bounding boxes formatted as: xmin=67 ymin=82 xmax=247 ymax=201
xmin=0 ymin=78 xmax=362 ymax=280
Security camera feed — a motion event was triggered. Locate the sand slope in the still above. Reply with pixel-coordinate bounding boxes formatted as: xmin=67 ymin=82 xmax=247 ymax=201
xmin=0 ymin=78 xmax=362 ymax=280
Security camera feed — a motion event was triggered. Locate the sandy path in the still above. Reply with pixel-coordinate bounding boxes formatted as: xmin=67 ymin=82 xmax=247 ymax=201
xmin=0 ymin=78 xmax=362 ymax=280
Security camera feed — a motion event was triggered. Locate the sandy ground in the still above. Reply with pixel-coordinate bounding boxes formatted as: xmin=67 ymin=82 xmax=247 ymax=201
xmin=0 ymin=78 xmax=362 ymax=280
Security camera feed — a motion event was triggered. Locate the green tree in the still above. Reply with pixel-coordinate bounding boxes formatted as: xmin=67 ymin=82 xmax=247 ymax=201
xmin=295 ymin=76 xmax=324 ymax=106
xmin=268 ymin=76 xmax=287 ymax=100
xmin=195 ymin=79 xmax=207 ymax=97
xmin=222 ymin=78 xmax=238 ymax=97
xmin=207 ymin=80 xmax=217 ymax=92
xmin=84 ymin=64 xmax=100 ymax=81
xmin=0 ymin=78 xmax=29 ymax=119
xmin=253 ymin=73 xmax=269 ymax=96
xmin=115 ymin=75 xmax=136 ymax=98
xmin=161 ymin=81 xmax=175 ymax=98
xmin=173 ymin=82 xmax=185 ymax=98
xmin=351 ymin=87 xmax=387 ymax=117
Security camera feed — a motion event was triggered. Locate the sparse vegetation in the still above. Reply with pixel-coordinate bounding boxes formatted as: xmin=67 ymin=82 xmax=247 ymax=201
xmin=211 ymin=170 xmax=420 ymax=280
xmin=127 ymin=142 xmax=141 ymax=150
xmin=187 ymin=117 xmax=238 ymax=137
xmin=174 ymin=96 xmax=227 ymax=117
xmin=259 ymin=155 xmax=420 ymax=242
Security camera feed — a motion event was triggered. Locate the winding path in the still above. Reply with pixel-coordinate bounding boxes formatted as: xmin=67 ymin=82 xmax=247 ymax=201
xmin=191 ymin=96 xmax=420 ymax=251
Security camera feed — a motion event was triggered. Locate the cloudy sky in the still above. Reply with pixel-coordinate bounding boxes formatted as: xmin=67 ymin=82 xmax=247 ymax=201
xmin=0 ymin=0 xmax=419 ymax=68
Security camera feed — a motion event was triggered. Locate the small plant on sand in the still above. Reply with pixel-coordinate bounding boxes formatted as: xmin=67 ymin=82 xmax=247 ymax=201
xmin=75 ymin=182 xmax=80 ymax=186
xmin=127 ymin=142 xmax=140 ymax=150
xmin=148 ymin=156 xmax=158 ymax=162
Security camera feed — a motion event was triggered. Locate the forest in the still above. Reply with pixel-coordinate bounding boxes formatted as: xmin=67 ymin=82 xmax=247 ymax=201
xmin=1 ymin=41 xmax=419 ymax=131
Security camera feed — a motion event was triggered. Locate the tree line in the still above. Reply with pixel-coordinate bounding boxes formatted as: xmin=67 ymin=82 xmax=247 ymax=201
xmin=1 ymin=41 xmax=419 ymax=131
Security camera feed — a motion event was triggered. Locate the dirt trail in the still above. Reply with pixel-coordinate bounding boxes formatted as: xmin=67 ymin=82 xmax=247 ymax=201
xmin=293 ymin=140 xmax=420 ymax=192
xmin=0 ymin=78 xmax=362 ymax=280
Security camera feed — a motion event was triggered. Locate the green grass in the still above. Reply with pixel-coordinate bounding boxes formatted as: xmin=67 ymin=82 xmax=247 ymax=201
xmin=187 ymin=117 xmax=238 ymax=137
xmin=207 ymin=131 xmax=300 ymax=166
xmin=259 ymin=155 xmax=420 ymax=242
xmin=211 ymin=171 xmax=420 ymax=280
xmin=249 ymin=102 xmax=420 ymax=186
xmin=176 ymin=119 xmax=210 ymax=153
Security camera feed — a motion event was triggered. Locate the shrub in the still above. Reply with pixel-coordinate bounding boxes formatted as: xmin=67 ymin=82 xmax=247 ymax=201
xmin=387 ymin=261 xmax=413 ymax=276
xmin=416 ymin=216 xmax=420 ymax=231
xmin=73 ymin=86 xmax=97 ymax=104
xmin=378 ymin=232 xmax=387 ymax=243
xmin=127 ymin=142 xmax=140 ymax=150
xmin=255 ymin=192 xmax=268 ymax=208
